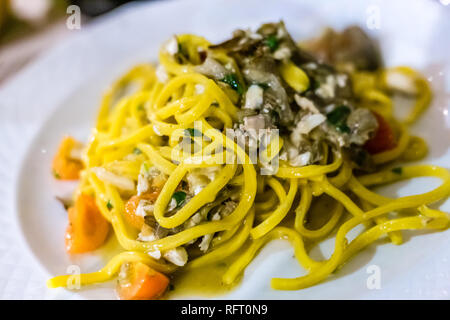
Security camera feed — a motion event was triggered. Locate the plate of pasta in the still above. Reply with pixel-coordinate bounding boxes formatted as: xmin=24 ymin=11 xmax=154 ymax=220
xmin=13 ymin=0 xmax=450 ymax=300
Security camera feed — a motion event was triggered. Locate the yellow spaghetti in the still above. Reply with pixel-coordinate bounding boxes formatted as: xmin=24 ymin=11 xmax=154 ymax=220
xmin=48 ymin=22 xmax=449 ymax=299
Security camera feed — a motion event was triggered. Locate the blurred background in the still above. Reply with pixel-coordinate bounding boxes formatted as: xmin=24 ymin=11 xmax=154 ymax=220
xmin=0 ymin=0 xmax=447 ymax=86
xmin=0 ymin=0 xmax=152 ymax=85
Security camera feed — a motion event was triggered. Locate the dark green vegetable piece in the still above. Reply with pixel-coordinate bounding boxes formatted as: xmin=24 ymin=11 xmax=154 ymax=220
xmin=336 ymin=123 xmax=351 ymax=133
xmin=327 ymin=105 xmax=351 ymax=133
xmin=106 ymin=200 xmax=114 ymax=210
xmin=392 ymin=167 xmax=403 ymax=175
xmin=172 ymin=191 xmax=187 ymax=208
xmin=265 ymin=34 xmax=279 ymax=52
xmin=185 ymin=128 xmax=202 ymax=137
xmin=220 ymin=74 xmax=243 ymax=95
xmin=307 ymin=78 xmax=320 ymax=92
xmin=133 ymin=147 xmax=142 ymax=155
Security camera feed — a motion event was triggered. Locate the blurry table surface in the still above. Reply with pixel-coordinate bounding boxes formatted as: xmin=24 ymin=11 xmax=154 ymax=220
xmin=0 ymin=0 xmax=155 ymax=87
xmin=0 ymin=18 xmax=72 ymax=87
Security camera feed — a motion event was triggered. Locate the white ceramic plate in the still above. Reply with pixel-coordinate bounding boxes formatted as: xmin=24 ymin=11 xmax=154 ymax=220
xmin=2 ymin=0 xmax=450 ymax=299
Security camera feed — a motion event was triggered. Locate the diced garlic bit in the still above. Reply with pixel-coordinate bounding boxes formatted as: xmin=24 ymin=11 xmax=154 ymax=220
xmin=324 ymin=104 xmax=336 ymax=114
xmin=135 ymin=199 xmax=154 ymax=217
xmin=199 ymin=234 xmax=213 ymax=252
xmin=211 ymin=211 xmax=222 ymax=221
xmin=276 ymin=26 xmax=287 ymax=38
xmin=336 ymin=74 xmax=348 ymax=88
xmin=289 ymin=151 xmax=312 ymax=167
xmin=243 ymin=114 xmax=266 ymax=131
xmin=185 ymin=211 xmax=206 ymax=229
xmin=138 ymin=164 xmax=166 ymax=196
xmin=186 ymin=167 xmax=220 ymax=195
xmin=244 ymin=84 xmax=264 ymax=109
xmin=91 ymin=167 xmax=135 ymax=192
xmin=385 ymin=71 xmax=418 ymax=95
xmin=289 ymin=130 xmax=303 ymax=149
xmin=167 ymin=197 xmax=178 ymax=211
xmin=199 ymin=210 xmax=222 ymax=252
xmin=347 ymin=108 xmax=379 ymax=145
xmin=163 ymin=247 xmax=188 ymax=266
xmin=138 ymin=224 xmax=158 ymax=242
xmin=315 ymin=75 xmax=336 ymax=99
xmin=273 ymin=47 xmax=291 ymax=60
xmin=287 ymin=146 xmax=299 ymax=159
xmin=248 ymin=29 xmax=263 ymax=40
xmin=147 ymin=249 xmax=161 ymax=260
xmin=203 ymin=166 xmax=220 ymax=181
xmin=198 ymin=201 xmax=237 ymax=252
xmin=233 ymin=126 xmax=259 ymax=150
xmin=304 ymin=62 xmax=318 ymax=70
xmin=291 ymin=114 xmax=326 ymax=137
xmin=218 ymin=201 xmax=237 ymax=217
xmin=195 ymin=57 xmax=228 ymax=80
xmin=294 ymin=94 xmax=320 ymax=114
xmin=156 ymin=64 xmax=169 ymax=83
xmin=164 ymin=36 xmax=179 ymax=55
xmin=137 ymin=172 xmax=150 ymax=196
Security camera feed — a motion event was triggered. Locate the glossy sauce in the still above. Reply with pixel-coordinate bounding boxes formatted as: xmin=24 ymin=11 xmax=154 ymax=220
xmin=167 ymin=258 xmax=238 ymax=299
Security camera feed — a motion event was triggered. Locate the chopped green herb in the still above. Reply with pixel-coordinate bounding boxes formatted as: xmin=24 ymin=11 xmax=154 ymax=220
xmin=172 ymin=191 xmax=187 ymax=208
xmin=143 ymin=162 xmax=150 ymax=173
xmin=327 ymin=105 xmax=351 ymax=124
xmin=133 ymin=147 xmax=142 ymax=155
xmin=265 ymin=34 xmax=279 ymax=52
xmin=308 ymin=78 xmax=320 ymax=91
xmin=185 ymin=128 xmax=201 ymax=137
xmin=392 ymin=167 xmax=403 ymax=175
xmin=53 ymin=170 xmax=60 ymax=179
xmin=106 ymin=200 xmax=113 ymax=210
xmin=327 ymin=105 xmax=351 ymax=133
xmin=220 ymin=74 xmax=243 ymax=95
xmin=336 ymin=123 xmax=351 ymax=133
